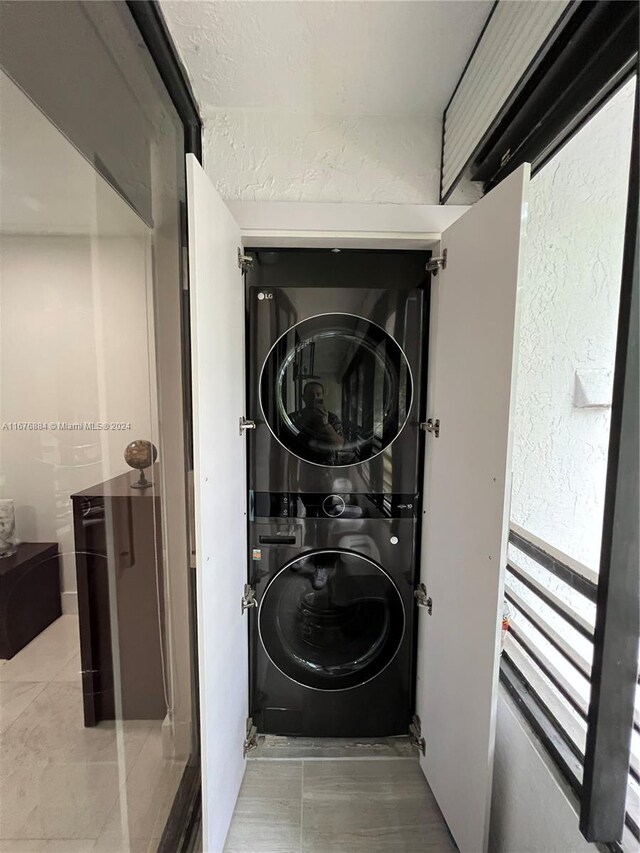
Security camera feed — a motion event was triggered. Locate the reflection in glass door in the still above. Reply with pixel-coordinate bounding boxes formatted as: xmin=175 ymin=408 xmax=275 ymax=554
xmin=0 ymin=64 xmax=192 ymax=851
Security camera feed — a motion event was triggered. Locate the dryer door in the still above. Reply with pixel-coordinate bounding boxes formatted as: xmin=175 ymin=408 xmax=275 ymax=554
xmin=260 ymin=313 xmax=412 ymax=467
xmin=259 ymin=549 xmax=405 ymax=691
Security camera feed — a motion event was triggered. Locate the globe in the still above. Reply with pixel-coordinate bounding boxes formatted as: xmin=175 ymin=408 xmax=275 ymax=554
xmin=124 ymin=440 xmax=158 ymax=489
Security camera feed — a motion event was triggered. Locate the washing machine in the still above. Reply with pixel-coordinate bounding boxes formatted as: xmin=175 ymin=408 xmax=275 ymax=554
xmin=245 ymin=249 xmax=428 ymax=495
xmin=248 ymin=492 xmax=418 ymax=737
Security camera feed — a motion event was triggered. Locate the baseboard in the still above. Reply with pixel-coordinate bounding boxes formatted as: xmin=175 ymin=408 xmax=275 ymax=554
xmin=61 ymin=591 xmax=78 ymax=615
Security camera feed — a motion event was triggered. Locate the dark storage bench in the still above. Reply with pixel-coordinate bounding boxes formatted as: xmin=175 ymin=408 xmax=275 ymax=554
xmin=0 ymin=542 xmax=62 ymax=659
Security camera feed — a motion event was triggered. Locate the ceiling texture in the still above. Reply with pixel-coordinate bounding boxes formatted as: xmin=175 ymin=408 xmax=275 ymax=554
xmin=160 ymin=1 xmax=493 ymax=204
xmin=160 ymin=1 xmax=492 ymax=120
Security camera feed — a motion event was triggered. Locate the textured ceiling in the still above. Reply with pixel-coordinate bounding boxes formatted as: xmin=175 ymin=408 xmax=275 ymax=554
xmin=160 ymin=1 xmax=492 ymax=119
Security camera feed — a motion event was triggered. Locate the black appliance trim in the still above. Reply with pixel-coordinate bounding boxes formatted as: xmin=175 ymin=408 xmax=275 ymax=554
xmin=252 ymin=492 xmax=419 ymax=519
xmin=259 ymin=535 xmax=297 ymax=546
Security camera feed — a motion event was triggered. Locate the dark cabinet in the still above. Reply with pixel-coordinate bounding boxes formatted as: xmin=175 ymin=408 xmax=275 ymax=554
xmin=0 ymin=543 xmax=61 ymax=659
xmin=72 ymin=470 xmax=166 ymax=726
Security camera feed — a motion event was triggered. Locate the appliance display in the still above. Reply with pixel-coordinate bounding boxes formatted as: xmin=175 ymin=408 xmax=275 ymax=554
xmin=248 ymin=495 xmax=418 ymax=737
xmin=246 ymin=250 xmax=428 ymax=495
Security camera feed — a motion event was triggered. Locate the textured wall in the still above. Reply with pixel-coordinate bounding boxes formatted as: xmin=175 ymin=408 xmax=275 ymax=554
xmin=510 ymin=79 xmax=636 ymax=570
xmin=203 ymin=110 xmax=441 ymax=203
xmin=160 ymin=0 xmax=492 ymax=203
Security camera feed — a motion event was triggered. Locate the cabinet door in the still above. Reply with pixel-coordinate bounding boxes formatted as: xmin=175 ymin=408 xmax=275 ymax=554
xmin=187 ymin=154 xmax=248 ymax=853
xmin=416 ymin=164 xmax=530 ymax=853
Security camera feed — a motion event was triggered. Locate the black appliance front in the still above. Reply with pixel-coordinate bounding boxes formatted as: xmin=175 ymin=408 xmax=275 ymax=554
xmin=249 ymin=504 xmax=417 ymax=737
xmin=246 ymin=250 xmax=428 ymax=495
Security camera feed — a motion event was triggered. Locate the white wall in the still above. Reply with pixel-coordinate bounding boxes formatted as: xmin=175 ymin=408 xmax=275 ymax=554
xmin=0 ymin=233 xmax=155 ymax=611
xmin=203 ymin=110 xmax=441 ymax=204
xmin=510 ymin=78 xmax=636 ymax=571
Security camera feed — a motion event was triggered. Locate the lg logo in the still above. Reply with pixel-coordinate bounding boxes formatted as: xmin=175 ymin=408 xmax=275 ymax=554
xmin=257 ymin=292 xmax=273 ymax=301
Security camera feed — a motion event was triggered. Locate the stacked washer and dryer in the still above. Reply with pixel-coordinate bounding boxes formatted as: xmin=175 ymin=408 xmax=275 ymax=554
xmin=245 ymin=250 xmax=428 ymax=738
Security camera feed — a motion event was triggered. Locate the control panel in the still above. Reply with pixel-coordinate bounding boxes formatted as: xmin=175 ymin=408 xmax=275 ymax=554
xmin=251 ymin=492 xmax=419 ymax=519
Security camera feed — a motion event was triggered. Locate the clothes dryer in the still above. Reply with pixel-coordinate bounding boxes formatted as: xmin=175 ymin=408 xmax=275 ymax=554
xmin=246 ymin=250 xmax=428 ymax=496
xmin=248 ymin=492 xmax=418 ymax=737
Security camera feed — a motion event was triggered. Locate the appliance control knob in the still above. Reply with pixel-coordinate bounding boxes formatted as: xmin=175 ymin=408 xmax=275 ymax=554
xmin=323 ymin=494 xmax=345 ymax=518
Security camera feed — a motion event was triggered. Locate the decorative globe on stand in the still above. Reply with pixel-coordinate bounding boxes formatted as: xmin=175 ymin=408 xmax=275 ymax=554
xmin=124 ymin=440 xmax=158 ymax=490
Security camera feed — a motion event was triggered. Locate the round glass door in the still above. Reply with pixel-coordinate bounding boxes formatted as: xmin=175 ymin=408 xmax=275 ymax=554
xmin=260 ymin=314 xmax=412 ymax=466
xmin=258 ymin=550 xmax=405 ymax=691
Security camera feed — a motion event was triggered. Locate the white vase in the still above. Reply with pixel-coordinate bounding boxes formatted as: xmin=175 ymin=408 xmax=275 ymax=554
xmin=0 ymin=499 xmax=17 ymax=558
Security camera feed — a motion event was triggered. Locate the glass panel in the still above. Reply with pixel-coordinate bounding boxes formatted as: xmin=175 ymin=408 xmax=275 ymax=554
xmin=0 ymin=50 xmax=190 ymax=851
xmin=259 ymin=550 xmax=405 ymax=690
xmin=261 ymin=314 xmax=412 ymax=466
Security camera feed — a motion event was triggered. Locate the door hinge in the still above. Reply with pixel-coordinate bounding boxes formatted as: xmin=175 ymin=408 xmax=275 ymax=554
xmin=239 ymin=417 xmax=256 ymax=435
xmin=420 ymin=418 xmax=440 ymax=437
xmin=243 ymin=716 xmax=258 ymax=757
xmin=241 ymin=583 xmax=258 ymax=614
xmin=409 ymin=714 xmax=426 ymax=756
xmin=426 ymin=248 xmax=447 ymax=276
xmin=414 ymin=583 xmax=433 ymax=615
xmin=238 ymin=248 xmax=254 ymax=272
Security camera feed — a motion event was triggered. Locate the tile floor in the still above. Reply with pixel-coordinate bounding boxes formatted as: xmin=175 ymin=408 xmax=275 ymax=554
xmin=223 ymin=748 xmax=457 ymax=853
xmin=0 ymin=616 xmax=184 ymax=853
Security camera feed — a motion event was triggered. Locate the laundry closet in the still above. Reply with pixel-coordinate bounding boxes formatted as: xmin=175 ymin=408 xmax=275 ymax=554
xmin=188 ymin=157 xmax=530 ymax=853
xmin=244 ymin=250 xmax=427 ymax=739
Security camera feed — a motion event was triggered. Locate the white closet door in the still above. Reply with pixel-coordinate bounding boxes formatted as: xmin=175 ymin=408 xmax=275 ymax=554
xmin=416 ymin=164 xmax=530 ymax=853
xmin=187 ymin=154 xmax=248 ymax=853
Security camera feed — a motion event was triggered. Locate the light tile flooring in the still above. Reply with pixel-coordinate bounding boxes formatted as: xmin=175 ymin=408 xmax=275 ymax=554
xmin=0 ymin=616 xmax=184 ymax=853
xmin=223 ymin=748 xmax=458 ymax=852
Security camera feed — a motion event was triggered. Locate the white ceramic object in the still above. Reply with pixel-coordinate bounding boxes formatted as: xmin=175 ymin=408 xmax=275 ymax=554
xmin=0 ymin=499 xmax=17 ymax=557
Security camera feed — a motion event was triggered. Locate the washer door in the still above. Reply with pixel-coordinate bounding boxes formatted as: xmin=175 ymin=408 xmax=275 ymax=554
xmin=260 ymin=314 xmax=412 ymax=466
xmin=258 ymin=550 xmax=405 ymax=691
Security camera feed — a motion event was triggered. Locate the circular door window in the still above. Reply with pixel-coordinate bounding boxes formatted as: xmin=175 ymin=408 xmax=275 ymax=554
xmin=260 ymin=314 xmax=412 ymax=466
xmin=258 ymin=550 xmax=405 ymax=691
